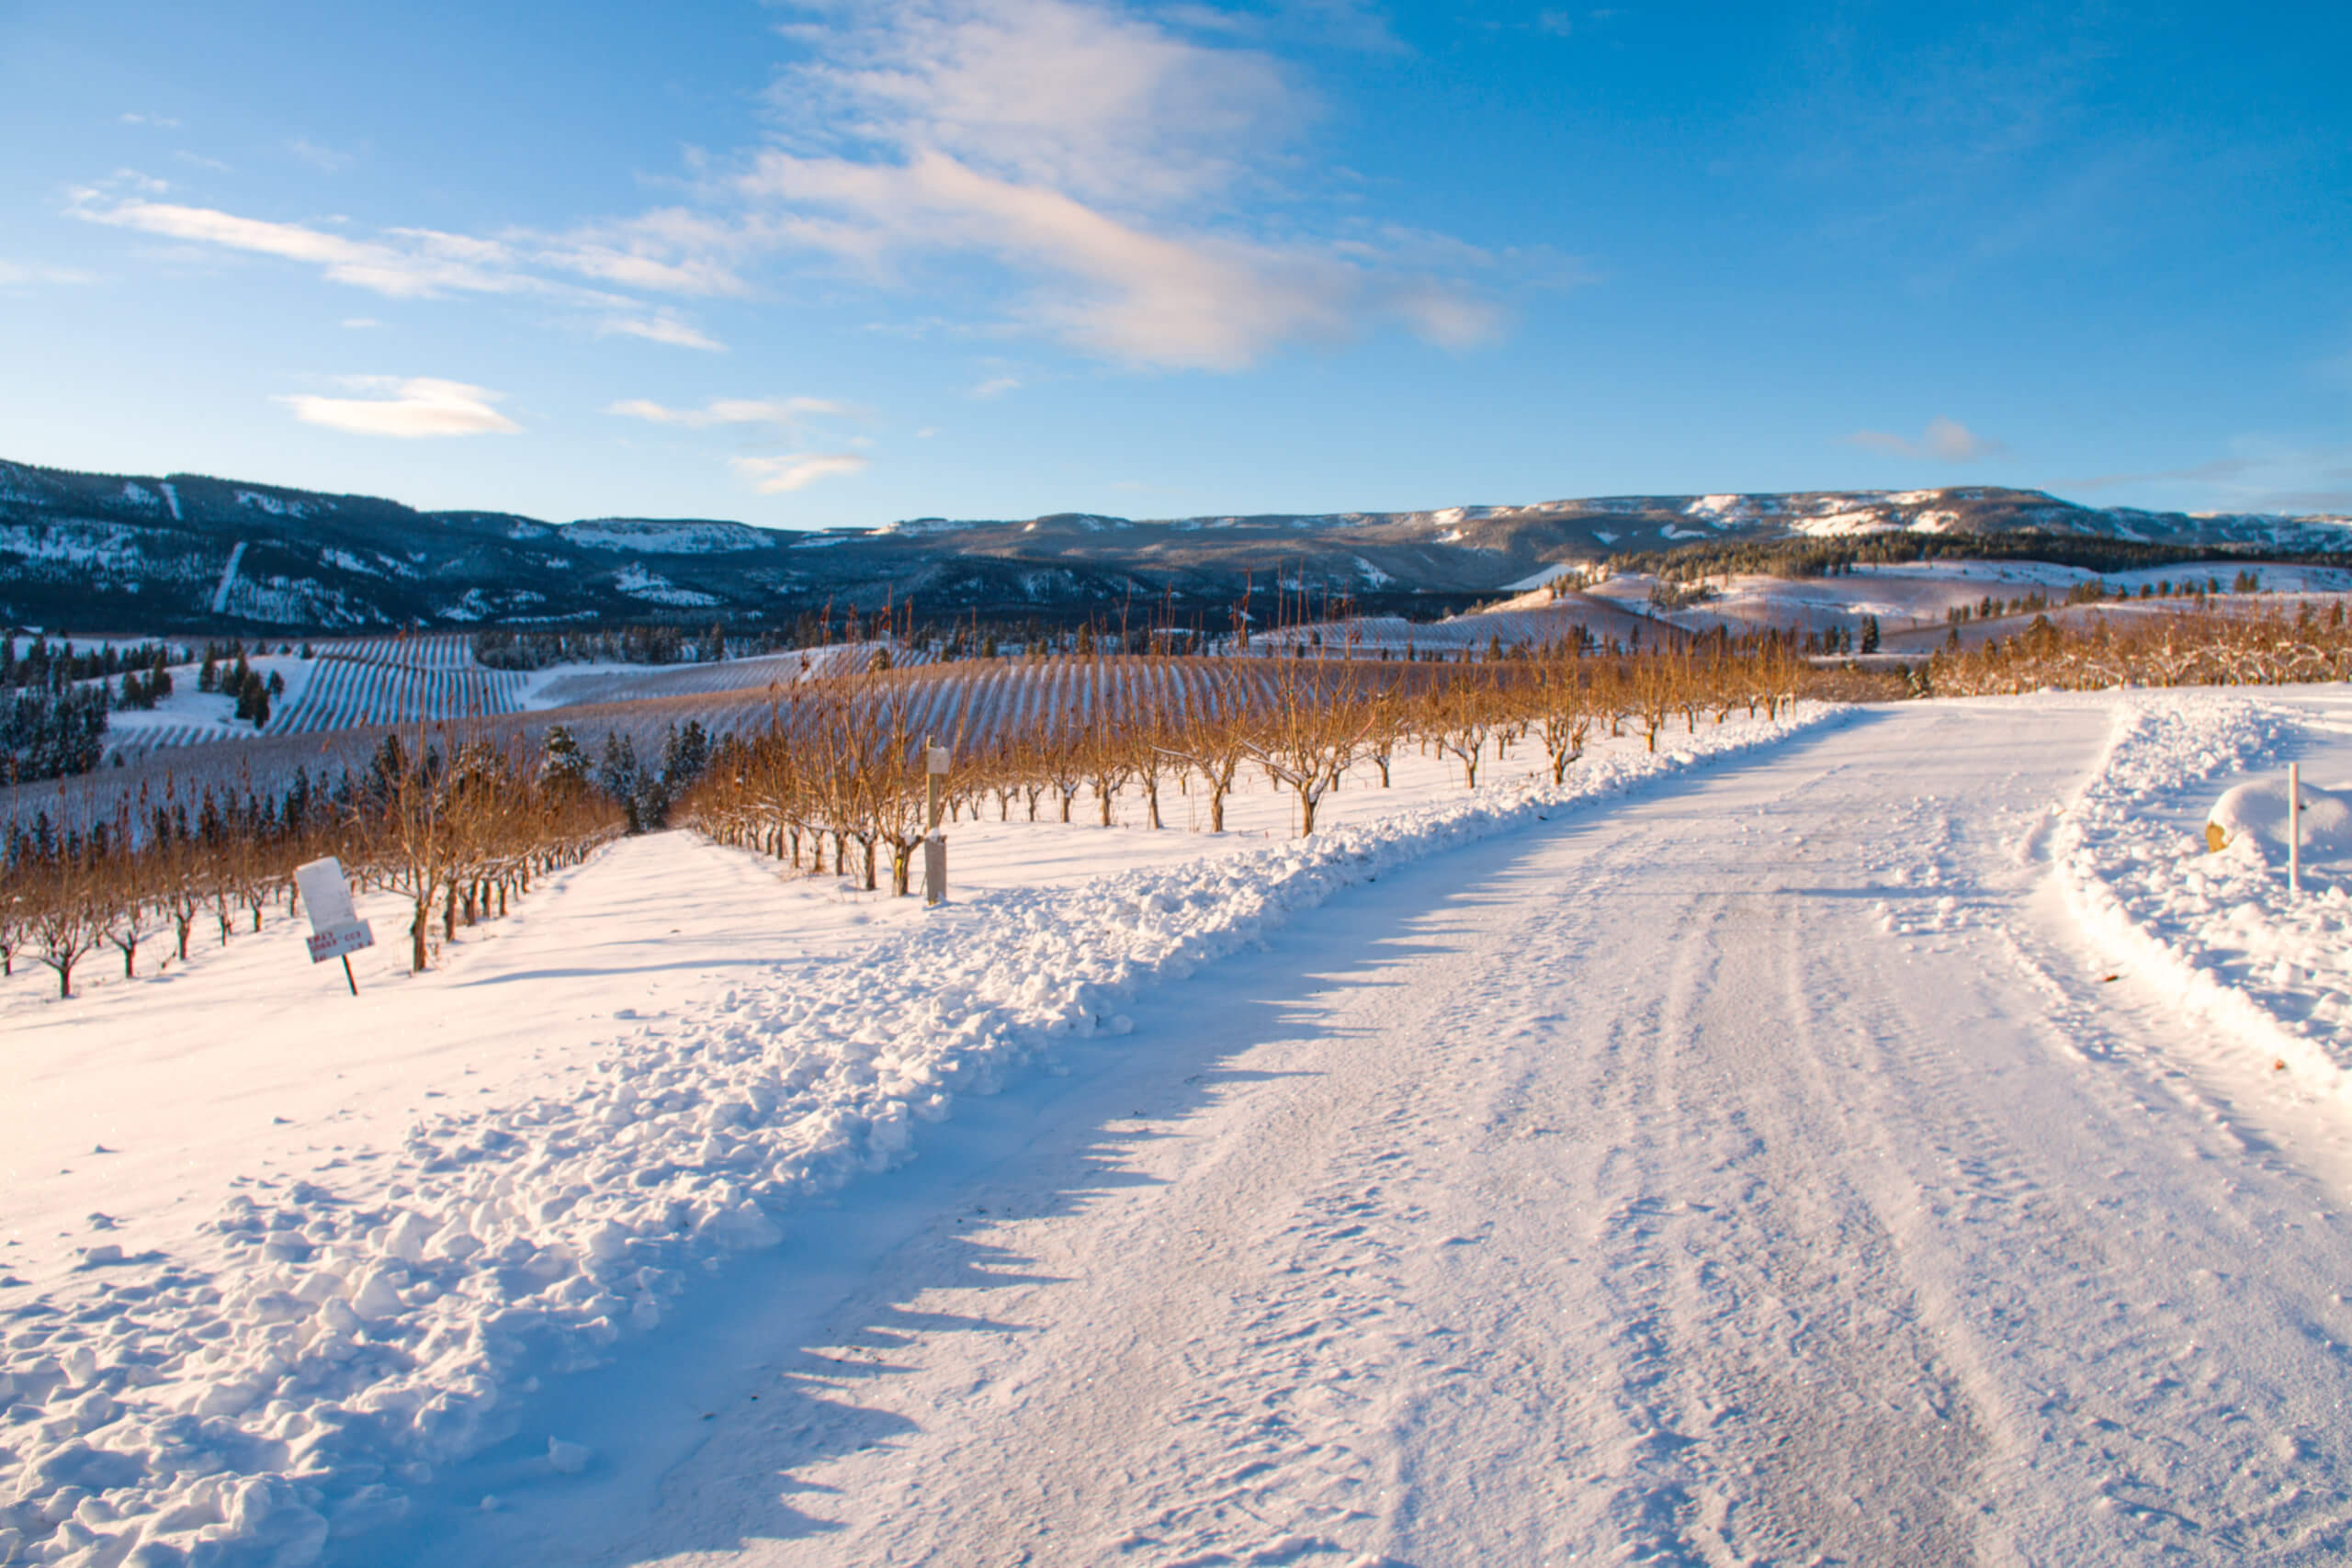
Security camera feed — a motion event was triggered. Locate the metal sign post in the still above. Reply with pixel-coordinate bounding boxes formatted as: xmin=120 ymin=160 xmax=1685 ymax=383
xmin=924 ymin=742 xmax=952 ymax=905
xmin=294 ymin=856 xmax=376 ymax=995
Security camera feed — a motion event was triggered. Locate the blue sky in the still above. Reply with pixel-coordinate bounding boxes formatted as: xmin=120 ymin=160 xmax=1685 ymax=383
xmin=2 ymin=0 xmax=2346 ymax=528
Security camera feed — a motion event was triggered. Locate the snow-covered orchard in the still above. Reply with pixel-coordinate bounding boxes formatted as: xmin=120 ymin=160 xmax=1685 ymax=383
xmin=11 ymin=681 xmax=2352 ymax=1564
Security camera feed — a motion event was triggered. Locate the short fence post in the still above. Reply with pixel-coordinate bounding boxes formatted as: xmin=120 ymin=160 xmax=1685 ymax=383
xmin=2290 ymin=761 xmax=2301 ymax=897
xmin=924 ymin=741 xmax=952 ymax=905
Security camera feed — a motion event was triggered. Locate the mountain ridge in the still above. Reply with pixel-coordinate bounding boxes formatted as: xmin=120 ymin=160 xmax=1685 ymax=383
xmin=5 ymin=455 xmax=2347 ymax=635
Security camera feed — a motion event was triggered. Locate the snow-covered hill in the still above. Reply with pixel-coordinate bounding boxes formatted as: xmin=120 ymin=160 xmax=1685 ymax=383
xmin=6 ymin=452 xmax=2348 ymax=637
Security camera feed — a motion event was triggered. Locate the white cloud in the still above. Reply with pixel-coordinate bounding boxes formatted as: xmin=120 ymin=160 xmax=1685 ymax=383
xmin=76 ymin=194 xmax=559 ymax=300
xmin=0 ymin=260 xmax=95 ymax=287
xmin=119 ymin=112 xmax=180 ymax=129
xmin=742 ymin=146 xmax=1356 ymax=369
xmin=733 ymin=0 xmax=1496 ymax=370
xmin=773 ymin=0 xmax=1296 ymax=207
xmin=74 ymin=190 xmax=752 ymax=360
xmin=72 ymin=2 xmax=1506 ymax=374
xmin=607 ymin=395 xmax=855 ymax=429
xmin=595 ymin=313 xmax=728 ymax=352
xmin=731 ymin=452 xmax=869 ymax=491
xmin=970 ymin=375 xmax=1022 ymax=398
xmin=288 ymin=137 xmax=356 ymax=174
xmin=1844 ymin=416 xmax=2006 ymax=462
xmin=276 ymin=377 xmax=522 ymax=438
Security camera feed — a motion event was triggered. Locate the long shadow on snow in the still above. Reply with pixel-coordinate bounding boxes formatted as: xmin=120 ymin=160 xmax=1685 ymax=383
xmin=343 ymin=716 xmax=1871 ymax=1567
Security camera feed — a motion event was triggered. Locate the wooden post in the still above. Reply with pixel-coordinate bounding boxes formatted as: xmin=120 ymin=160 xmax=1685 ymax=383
xmin=341 ymin=954 xmax=358 ymax=996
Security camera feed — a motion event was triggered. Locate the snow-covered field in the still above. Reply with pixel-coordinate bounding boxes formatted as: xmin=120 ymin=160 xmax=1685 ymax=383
xmin=103 ymin=637 xmax=857 ymax=762
xmin=1247 ymin=557 xmax=2352 ymax=662
xmin=15 ymin=688 xmax=2352 ymax=1563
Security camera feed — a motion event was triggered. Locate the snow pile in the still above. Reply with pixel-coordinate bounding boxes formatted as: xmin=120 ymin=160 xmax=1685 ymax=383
xmin=2053 ymin=694 xmax=2352 ymax=1093
xmin=0 ymin=705 xmax=1838 ymax=1566
xmin=2204 ymin=775 xmax=2352 ymax=858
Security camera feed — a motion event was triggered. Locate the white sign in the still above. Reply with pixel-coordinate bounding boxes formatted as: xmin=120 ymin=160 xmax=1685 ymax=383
xmin=926 ymin=745 xmax=952 ymax=774
xmin=295 ymin=857 xmax=375 ymax=965
xmin=306 ymin=921 xmax=376 ymax=963
xmin=296 ymin=856 xmax=356 ymax=928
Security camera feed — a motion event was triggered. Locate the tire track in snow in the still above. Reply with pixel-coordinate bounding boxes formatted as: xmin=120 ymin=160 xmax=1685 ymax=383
xmin=409 ymin=701 xmax=2352 ymax=1566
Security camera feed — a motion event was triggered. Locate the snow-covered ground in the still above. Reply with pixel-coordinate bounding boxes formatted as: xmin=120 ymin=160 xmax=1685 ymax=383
xmin=2052 ymin=687 xmax=2352 ymax=1094
xmin=101 ymin=652 xmax=319 ymax=757
xmin=17 ymin=691 xmax=2352 ymax=1563
xmin=0 ymin=713 xmax=1823 ymax=1564
xmin=1578 ymin=559 xmax=2352 ymax=639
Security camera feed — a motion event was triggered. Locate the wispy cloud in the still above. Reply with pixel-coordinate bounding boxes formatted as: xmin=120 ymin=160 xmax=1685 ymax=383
xmin=731 ymin=0 xmax=1498 ymax=369
xmin=608 ymin=395 xmax=855 ymax=430
xmin=119 ymin=112 xmax=180 ymax=129
xmin=74 ymin=1 xmax=1506 ymax=373
xmin=731 ymin=452 xmax=869 ymax=491
xmin=74 ymin=186 xmax=740 ymax=354
xmin=276 ymin=377 xmax=522 ymax=438
xmin=595 ymin=313 xmax=727 ymax=352
xmin=288 ymin=137 xmax=356 ymax=174
xmin=76 ymin=193 xmax=556 ymax=300
xmin=0 ymin=260 xmax=96 ymax=287
xmin=1843 ymin=416 xmax=2006 ymax=462
xmin=2052 ymin=441 xmax=2352 ymax=515
xmin=743 ymin=144 xmax=1388 ymax=369
xmin=539 ymin=209 xmax=749 ymax=297
xmin=970 ymin=375 xmax=1022 ymax=398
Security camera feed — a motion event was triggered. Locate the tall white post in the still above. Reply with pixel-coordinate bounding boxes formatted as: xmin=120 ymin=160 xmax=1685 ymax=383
xmin=924 ymin=742 xmax=952 ymax=905
xmin=2290 ymin=761 xmax=2301 ymax=897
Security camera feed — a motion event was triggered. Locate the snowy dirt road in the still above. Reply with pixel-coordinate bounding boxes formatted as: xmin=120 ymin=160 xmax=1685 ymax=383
xmin=391 ymin=699 xmax=2352 ymax=1568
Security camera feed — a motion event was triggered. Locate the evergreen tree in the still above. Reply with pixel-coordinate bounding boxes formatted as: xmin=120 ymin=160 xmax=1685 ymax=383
xmin=598 ymin=733 xmax=647 ymax=831
xmin=541 ymin=724 xmax=591 ymax=789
